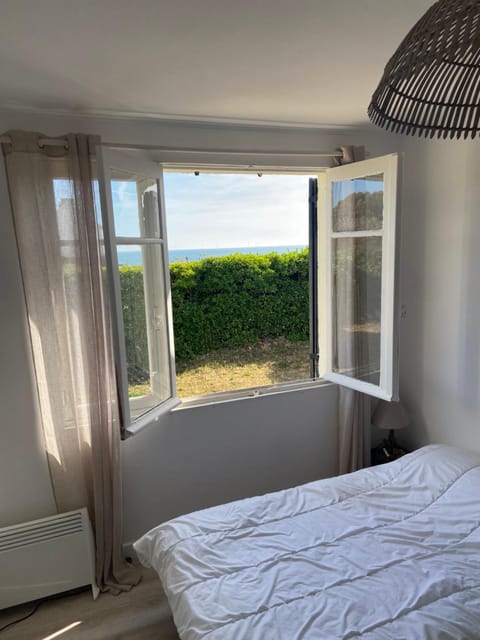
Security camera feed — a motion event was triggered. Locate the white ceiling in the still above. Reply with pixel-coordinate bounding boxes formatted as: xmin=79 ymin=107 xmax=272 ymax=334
xmin=0 ymin=0 xmax=433 ymax=128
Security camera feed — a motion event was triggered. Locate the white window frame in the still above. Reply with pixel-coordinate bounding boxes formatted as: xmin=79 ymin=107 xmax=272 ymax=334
xmin=318 ymin=153 xmax=399 ymax=401
xmin=97 ymin=146 xmax=179 ymax=435
xmin=96 ymin=150 xmax=400 ymax=431
xmin=161 ymin=164 xmax=324 ymax=407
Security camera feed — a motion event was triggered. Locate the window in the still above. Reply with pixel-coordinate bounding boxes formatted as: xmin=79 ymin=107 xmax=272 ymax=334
xmin=319 ymin=154 xmax=399 ymax=400
xmin=161 ymin=171 xmax=315 ymax=400
xmin=97 ymin=149 xmax=399 ymax=434
xmin=97 ymin=149 xmax=178 ymax=432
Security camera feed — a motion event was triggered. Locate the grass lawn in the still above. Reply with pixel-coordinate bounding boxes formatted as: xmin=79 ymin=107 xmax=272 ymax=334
xmin=129 ymin=337 xmax=310 ymax=399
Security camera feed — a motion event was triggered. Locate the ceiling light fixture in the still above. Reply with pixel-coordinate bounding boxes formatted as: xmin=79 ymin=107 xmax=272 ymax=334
xmin=368 ymin=0 xmax=480 ymax=139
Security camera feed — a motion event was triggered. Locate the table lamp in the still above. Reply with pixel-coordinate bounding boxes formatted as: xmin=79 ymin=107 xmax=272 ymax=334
xmin=372 ymin=400 xmax=410 ymax=455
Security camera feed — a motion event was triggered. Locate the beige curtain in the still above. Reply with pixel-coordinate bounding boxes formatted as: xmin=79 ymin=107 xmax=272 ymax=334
xmin=338 ymin=388 xmax=371 ymax=473
xmin=2 ymin=130 xmax=139 ymax=593
xmin=334 ymin=146 xmax=372 ymax=474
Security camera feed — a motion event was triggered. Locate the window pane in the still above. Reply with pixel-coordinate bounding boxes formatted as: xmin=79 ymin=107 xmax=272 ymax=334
xmin=111 ymin=172 xmax=161 ymax=239
xmin=118 ymin=244 xmax=172 ymax=419
xmin=332 ymin=174 xmax=383 ymax=232
xmin=332 ymin=236 xmax=382 ymax=385
xmin=163 ymin=172 xmax=312 ymax=398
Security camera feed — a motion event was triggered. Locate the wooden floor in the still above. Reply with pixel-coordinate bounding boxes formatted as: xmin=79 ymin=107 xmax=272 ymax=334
xmin=0 ymin=570 xmax=180 ymax=640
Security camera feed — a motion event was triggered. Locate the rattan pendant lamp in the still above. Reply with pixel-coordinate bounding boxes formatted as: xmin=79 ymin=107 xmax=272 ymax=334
xmin=368 ymin=0 xmax=480 ymax=138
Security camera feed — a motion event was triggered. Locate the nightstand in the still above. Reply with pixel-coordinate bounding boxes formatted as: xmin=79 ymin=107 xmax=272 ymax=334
xmin=371 ymin=445 xmax=409 ymax=466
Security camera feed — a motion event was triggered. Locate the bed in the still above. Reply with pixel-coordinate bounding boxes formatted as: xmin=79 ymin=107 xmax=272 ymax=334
xmin=134 ymin=445 xmax=480 ymax=639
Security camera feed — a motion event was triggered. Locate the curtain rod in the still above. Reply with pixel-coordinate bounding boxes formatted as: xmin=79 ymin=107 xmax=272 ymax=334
xmin=0 ymin=135 xmax=344 ymax=158
xmin=107 ymin=143 xmax=344 ymax=158
xmin=0 ymin=135 xmax=70 ymax=148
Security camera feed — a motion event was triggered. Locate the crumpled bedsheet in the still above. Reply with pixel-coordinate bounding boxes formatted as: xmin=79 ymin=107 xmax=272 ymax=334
xmin=134 ymin=444 xmax=480 ymax=639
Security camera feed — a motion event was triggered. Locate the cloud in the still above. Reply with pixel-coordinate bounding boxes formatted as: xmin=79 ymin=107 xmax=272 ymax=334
xmin=103 ymin=172 xmax=313 ymax=250
xmin=111 ymin=180 xmax=141 ymax=237
xmin=163 ymin=173 xmax=311 ymax=249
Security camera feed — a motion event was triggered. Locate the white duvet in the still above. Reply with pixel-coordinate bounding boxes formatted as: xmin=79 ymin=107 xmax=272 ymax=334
xmin=134 ymin=445 xmax=480 ymax=639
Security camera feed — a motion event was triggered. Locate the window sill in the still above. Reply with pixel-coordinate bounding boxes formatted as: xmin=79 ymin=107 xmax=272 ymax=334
xmin=125 ymin=396 xmax=181 ymax=437
xmin=173 ymin=377 xmax=334 ymax=411
xmin=123 ymin=379 xmax=335 ymax=437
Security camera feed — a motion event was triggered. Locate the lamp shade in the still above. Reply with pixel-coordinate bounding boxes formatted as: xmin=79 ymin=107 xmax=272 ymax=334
xmin=372 ymin=400 xmax=411 ymax=431
xmin=368 ymin=0 xmax=480 ymax=139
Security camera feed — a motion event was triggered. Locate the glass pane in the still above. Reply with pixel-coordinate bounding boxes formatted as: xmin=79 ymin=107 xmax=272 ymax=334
xmin=111 ymin=171 xmax=161 ymax=239
xmin=118 ymin=244 xmax=172 ymax=419
xmin=332 ymin=236 xmax=382 ymax=385
xmin=54 ymin=179 xmax=76 ymax=261
xmin=332 ymin=174 xmax=384 ymax=232
xmin=163 ymin=172 xmax=313 ymax=398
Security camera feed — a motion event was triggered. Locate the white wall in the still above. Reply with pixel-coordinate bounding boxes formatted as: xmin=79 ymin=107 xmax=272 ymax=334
xmin=0 ymin=160 xmax=57 ymax=526
xmin=399 ymin=137 xmax=480 ymax=453
xmin=0 ymin=109 xmax=396 ymax=169
xmin=0 ymin=109 xmax=397 ymax=535
xmin=123 ymin=384 xmax=338 ymax=542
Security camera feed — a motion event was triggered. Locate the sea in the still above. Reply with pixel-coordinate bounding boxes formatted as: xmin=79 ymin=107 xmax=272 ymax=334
xmin=117 ymin=245 xmax=307 ymax=266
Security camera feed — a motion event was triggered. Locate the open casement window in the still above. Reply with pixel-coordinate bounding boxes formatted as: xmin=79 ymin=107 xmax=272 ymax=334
xmin=97 ymin=148 xmax=179 ymax=434
xmin=318 ymin=154 xmax=399 ymax=401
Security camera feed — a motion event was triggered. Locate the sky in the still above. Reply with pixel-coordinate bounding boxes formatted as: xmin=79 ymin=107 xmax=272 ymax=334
xmin=332 ymin=174 xmax=383 ymax=207
xmin=111 ymin=173 xmax=313 ymax=250
xmin=54 ymin=173 xmax=383 ymax=251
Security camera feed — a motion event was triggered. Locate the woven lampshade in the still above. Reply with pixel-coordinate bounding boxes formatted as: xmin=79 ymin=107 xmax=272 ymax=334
xmin=368 ymin=0 xmax=480 ymax=139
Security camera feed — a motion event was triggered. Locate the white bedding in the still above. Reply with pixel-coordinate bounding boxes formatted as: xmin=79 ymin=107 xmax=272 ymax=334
xmin=134 ymin=445 xmax=480 ymax=639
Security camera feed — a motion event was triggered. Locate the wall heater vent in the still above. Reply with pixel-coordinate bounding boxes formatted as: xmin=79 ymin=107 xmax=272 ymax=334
xmin=0 ymin=508 xmax=98 ymax=609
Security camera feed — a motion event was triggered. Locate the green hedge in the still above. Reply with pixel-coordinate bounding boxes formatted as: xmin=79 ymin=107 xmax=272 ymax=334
xmin=119 ymin=250 xmax=309 ymax=383
xmin=169 ymin=251 xmax=309 ymax=360
xmin=119 ymin=248 xmax=381 ymax=384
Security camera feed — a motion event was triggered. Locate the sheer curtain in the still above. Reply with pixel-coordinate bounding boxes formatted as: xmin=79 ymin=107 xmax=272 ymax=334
xmin=2 ymin=130 xmax=139 ymax=593
xmin=334 ymin=146 xmax=372 ymax=474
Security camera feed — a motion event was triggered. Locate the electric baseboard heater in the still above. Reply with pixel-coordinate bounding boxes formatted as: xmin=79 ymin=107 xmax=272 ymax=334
xmin=0 ymin=508 xmax=99 ymax=609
